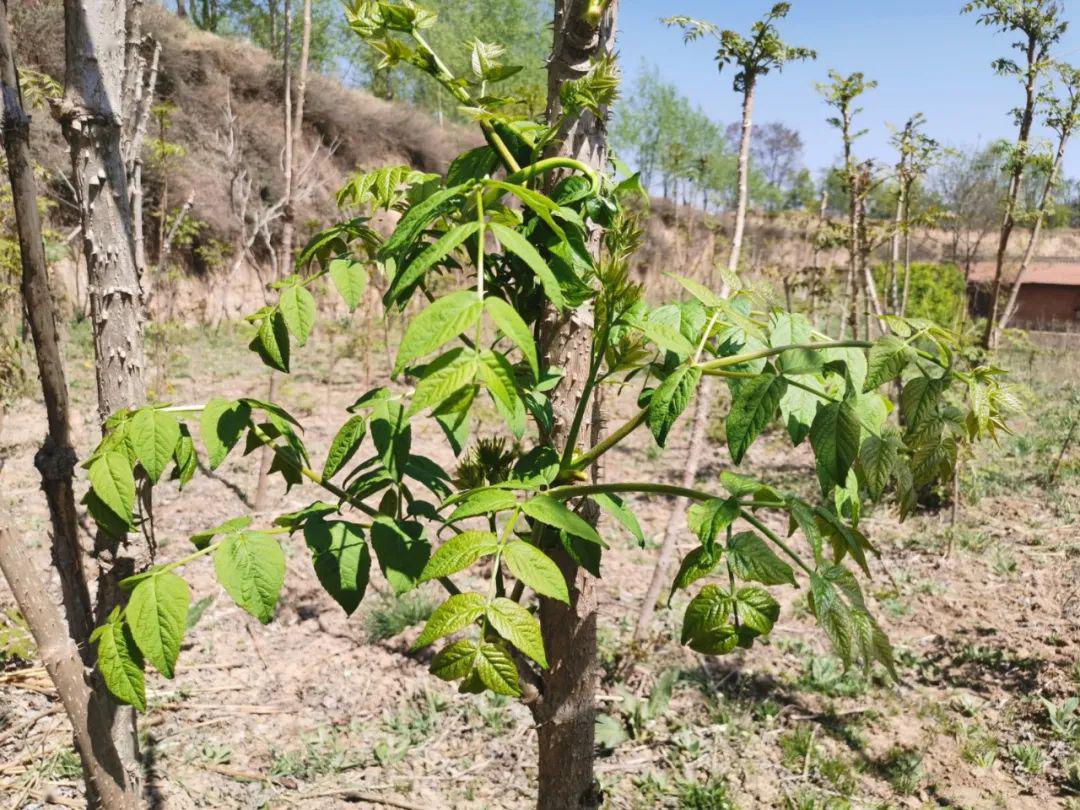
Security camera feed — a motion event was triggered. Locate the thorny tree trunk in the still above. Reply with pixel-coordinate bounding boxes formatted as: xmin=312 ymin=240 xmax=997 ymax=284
xmin=889 ymin=176 xmax=904 ymax=313
xmin=532 ymin=2 xmax=617 ymax=808
xmin=0 ymin=530 xmax=138 ymax=810
xmin=900 ymin=181 xmax=915 ymax=318
xmin=634 ymin=64 xmax=758 ymax=645
xmin=996 ymin=125 xmax=1070 ymax=337
xmin=981 ymin=36 xmax=1039 ymax=350
xmin=58 ymin=0 xmax=156 ymax=791
xmin=857 ymin=168 xmax=885 ymax=335
xmin=0 ymin=0 xmax=93 ymax=651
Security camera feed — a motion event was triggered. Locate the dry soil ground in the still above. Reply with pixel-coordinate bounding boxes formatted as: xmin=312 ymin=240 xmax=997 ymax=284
xmin=1 ymin=319 xmax=1078 ymax=810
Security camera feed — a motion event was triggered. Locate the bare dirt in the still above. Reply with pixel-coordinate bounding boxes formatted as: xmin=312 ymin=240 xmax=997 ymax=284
xmin=1 ymin=322 xmax=1078 ymax=810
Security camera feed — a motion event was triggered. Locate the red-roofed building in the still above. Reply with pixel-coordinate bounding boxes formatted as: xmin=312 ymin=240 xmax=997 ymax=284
xmin=968 ymin=261 xmax=1080 ymax=329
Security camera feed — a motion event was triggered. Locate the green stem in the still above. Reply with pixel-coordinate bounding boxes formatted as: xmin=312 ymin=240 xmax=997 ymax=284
xmin=545 ymin=481 xmax=814 ymax=577
xmin=503 ymin=157 xmax=600 ymax=195
xmin=699 ymin=340 xmax=872 ymax=374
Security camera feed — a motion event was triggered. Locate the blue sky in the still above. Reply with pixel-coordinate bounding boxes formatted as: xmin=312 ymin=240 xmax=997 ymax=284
xmin=616 ymin=1 xmax=1080 ymax=178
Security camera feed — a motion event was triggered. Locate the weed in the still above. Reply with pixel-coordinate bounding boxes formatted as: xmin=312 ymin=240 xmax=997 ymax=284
xmin=779 ymin=725 xmax=817 ymax=772
xmin=879 ymin=745 xmax=924 ymax=795
xmin=1043 ymin=697 xmax=1080 ymax=741
xmin=678 ymin=777 xmax=738 ymax=809
xmin=959 ymin=726 xmax=998 ymax=768
xmin=363 ymin=589 xmax=435 ymax=641
xmin=269 ymin=726 xmax=361 ymax=779
xmin=799 ymin=653 xmax=869 ymax=697
xmin=1008 ymin=742 xmax=1045 ymax=774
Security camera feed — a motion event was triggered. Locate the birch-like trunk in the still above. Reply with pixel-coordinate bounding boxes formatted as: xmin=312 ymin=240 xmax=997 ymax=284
xmin=532 ymin=3 xmax=618 ymax=808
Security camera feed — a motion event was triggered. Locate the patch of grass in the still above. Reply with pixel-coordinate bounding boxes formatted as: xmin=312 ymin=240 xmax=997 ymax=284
xmin=677 ymin=777 xmax=739 ymax=809
xmin=269 ymin=726 xmax=361 ymax=780
xmin=779 ymin=725 xmax=816 ymax=772
xmin=1008 ymin=742 xmax=1045 ymax=774
xmin=798 ymin=653 xmax=870 ymax=698
xmin=879 ymin=745 xmax=924 ymax=796
xmin=363 ymin=589 xmax=435 ymax=641
xmin=959 ymin=725 xmax=998 ymax=769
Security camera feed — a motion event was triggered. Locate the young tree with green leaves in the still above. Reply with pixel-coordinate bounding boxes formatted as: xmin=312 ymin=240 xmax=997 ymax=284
xmin=963 ymin=0 xmax=1067 ymax=349
xmin=888 ymin=113 xmax=940 ymax=318
xmin=997 ymin=62 xmax=1080 ymax=335
xmin=634 ymin=5 xmax=816 ymax=644
xmin=817 ymin=69 xmax=879 ymax=339
xmin=74 ymin=2 xmax=1014 ymax=808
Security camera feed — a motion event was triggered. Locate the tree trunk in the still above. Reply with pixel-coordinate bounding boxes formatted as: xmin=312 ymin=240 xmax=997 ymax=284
xmin=889 ymin=181 xmax=903 ymax=313
xmin=899 ymin=181 xmax=914 ymax=318
xmin=728 ymin=79 xmax=755 ymax=281
xmin=176 ymin=0 xmax=186 ymax=17
xmin=0 ymin=0 xmax=93 ymax=651
xmin=58 ymin=0 xmax=153 ymax=790
xmin=0 ymin=530 xmax=138 ymax=810
xmin=996 ymin=127 xmax=1070 ymax=337
xmin=532 ymin=3 xmax=617 ymax=808
xmin=981 ymin=36 xmax=1039 ymax=349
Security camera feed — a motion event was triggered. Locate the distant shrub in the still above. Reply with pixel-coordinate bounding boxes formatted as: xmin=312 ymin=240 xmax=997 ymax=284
xmin=874 ymin=262 xmax=966 ymax=328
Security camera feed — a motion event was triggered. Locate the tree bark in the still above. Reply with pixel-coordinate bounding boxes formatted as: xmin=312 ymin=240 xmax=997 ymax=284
xmin=0 ymin=0 xmax=93 ymax=651
xmin=981 ymin=35 xmax=1039 ymax=349
xmin=0 ymin=530 xmax=138 ymax=810
xmin=58 ymin=0 xmax=153 ymax=790
xmin=728 ymin=79 xmax=755 ymax=281
xmin=532 ymin=3 xmax=617 ymax=808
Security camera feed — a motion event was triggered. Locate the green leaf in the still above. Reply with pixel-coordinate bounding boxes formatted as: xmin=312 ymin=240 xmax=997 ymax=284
xmin=473 ymin=641 xmax=522 ymax=696
xmin=728 ymin=532 xmax=796 ymax=586
xmin=670 ymin=273 xmax=724 ymax=308
xmin=126 ymin=572 xmax=189 ymax=678
xmin=200 ymin=398 xmax=252 ymax=470
xmin=810 ymin=573 xmax=854 ymax=666
xmin=786 ymin=496 xmax=825 ymax=563
xmin=648 ymin=365 xmax=701 ymax=447
xmin=503 ymin=540 xmax=569 ymax=603
xmin=304 ymin=519 xmax=371 ymax=615
xmin=726 ymin=372 xmax=787 ymax=464
xmin=89 ymin=451 xmax=136 ymax=528
xmin=386 ymin=221 xmax=481 ymax=304
xmin=779 ymin=379 xmax=822 ymax=446
xmin=447 ymin=146 xmax=499 ymax=186
xmin=823 ymin=345 xmax=867 ymax=394
xmin=172 ymin=424 xmax=197 ymax=488
xmin=420 ymin=531 xmax=500 ymax=581
xmin=719 ymin=471 xmax=782 ymax=503
xmin=484 ymin=297 xmax=539 ymax=380
xmin=329 ymin=257 xmax=369 ymax=311
xmin=129 ymin=408 xmax=181 ymax=485
xmin=249 ymin=310 xmax=290 ymax=373
xmin=477 ymin=350 xmax=523 ymax=434
xmin=370 ymin=518 xmax=430 ymax=595
xmin=864 ymin=335 xmax=913 ymax=392
xmin=447 ymin=488 xmax=519 ymax=521
xmin=681 ymin=585 xmax=735 ymax=654
xmin=522 ymin=494 xmax=604 ymax=546
xmin=279 ymin=285 xmax=316 ymax=346
xmin=380 ymin=185 xmax=468 ymax=265
xmin=489 ymin=222 xmax=566 ymax=310
xmin=672 ymin=545 xmax=721 ymax=594
xmin=394 ymin=291 xmax=483 ymax=376
xmin=430 ymin=638 xmax=480 ymax=682
xmin=733 ymin=586 xmax=780 ymax=636
xmin=769 ymin=312 xmax=820 ymax=375
xmin=858 ymin=431 xmax=898 ymax=501
xmin=901 ymin=375 xmax=943 ymax=427
xmin=485 ymin=597 xmax=547 ymax=667
xmin=322 ymin=415 xmax=367 ymax=481
xmin=592 ymin=492 xmax=645 ymax=546
xmin=93 ymin=612 xmax=146 ymax=710
xmin=414 ymin=592 xmax=486 ymax=648
xmin=809 ymin=399 xmax=861 ymax=496
xmin=190 ymin=515 xmax=252 ymax=550
xmin=213 ymin=531 xmax=285 ymax=624
xmin=640 ymin=315 xmax=695 ymax=358
xmin=408 ymin=348 xmax=478 ymax=417
xmin=687 ymin=497 xmax=740 ymax=547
